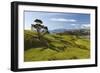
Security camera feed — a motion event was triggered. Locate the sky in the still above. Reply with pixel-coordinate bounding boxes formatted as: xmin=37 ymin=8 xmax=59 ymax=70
xmin=24 ymin=11 xmax=90 ymax=31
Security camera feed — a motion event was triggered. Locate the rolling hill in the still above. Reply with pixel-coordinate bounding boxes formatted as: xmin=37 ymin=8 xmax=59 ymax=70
xmin=24 ymin=30 xmax=90 ymax=62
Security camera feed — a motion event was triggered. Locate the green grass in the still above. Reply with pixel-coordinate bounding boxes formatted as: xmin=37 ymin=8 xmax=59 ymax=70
xmin=24 ymin=30 xmax=90 ymax=62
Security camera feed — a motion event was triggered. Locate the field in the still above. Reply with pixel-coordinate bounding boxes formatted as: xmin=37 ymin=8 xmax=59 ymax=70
xmin=24 ymin=30 xmax=90 ymax=62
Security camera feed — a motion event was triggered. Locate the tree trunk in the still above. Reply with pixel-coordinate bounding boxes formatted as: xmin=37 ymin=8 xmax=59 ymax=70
xmin=37 ymin=29 xmax=41 ymax=40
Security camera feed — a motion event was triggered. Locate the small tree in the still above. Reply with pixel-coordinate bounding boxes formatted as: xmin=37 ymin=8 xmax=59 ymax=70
xmin=31 ymin=19 xmax=49 ymax=40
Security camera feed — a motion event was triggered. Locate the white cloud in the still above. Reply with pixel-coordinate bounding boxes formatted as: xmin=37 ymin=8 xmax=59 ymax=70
xmin=71 ymin=24 xmax=76 ymax=26
xmin=50 ymin=18 xmax=77 ymax=22
xmin=81 ymin=24 xmax=90 ymax=29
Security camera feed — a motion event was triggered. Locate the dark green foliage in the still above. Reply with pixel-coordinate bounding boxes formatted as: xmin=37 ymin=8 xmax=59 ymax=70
xmin=34 ymin=19 xmax=43 ymax=24
xmin=24 ymin=30 xmax=45 ymax=50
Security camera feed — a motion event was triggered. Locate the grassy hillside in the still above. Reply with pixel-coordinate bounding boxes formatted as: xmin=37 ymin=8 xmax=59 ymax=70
xmin=24 ymin=30 xmax=90 ymax=62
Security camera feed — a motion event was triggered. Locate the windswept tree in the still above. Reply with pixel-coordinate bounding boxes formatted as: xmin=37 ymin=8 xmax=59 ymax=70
xmin=31 ymin=19 xmax=49 ymax=40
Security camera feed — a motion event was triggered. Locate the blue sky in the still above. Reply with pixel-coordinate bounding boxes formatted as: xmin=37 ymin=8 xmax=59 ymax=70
xmin=24 ymin=11 xmax=90 ymax=30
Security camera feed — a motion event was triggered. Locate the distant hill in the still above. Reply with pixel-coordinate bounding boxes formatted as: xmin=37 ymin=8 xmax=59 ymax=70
xmin=50 ymin=28 xmax=90 ymax=35
xmin=50 ymin=29 xmax=68 ymax=33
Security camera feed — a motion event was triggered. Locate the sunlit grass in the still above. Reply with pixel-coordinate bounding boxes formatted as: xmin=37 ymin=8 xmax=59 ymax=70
xmin=24 ymin=30 xmax=90 ymax=62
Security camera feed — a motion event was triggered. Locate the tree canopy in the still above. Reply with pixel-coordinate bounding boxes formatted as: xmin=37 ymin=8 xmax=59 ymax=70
xmin=31 ymin=19 xmax=49 ymax=40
